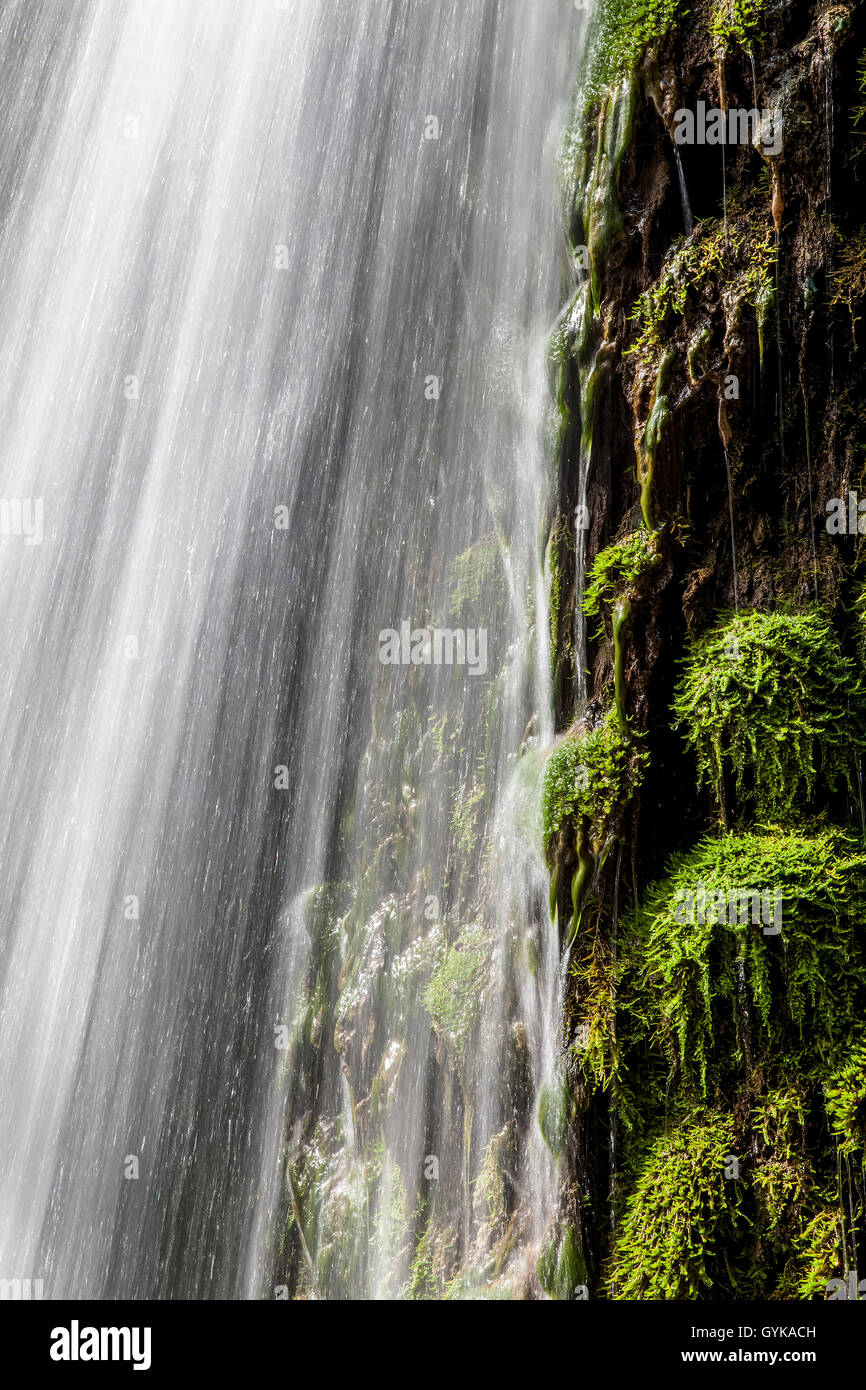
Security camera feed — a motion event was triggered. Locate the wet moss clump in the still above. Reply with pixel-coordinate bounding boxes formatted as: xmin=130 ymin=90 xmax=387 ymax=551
xmin=629 ymin=826 xmax=866 ymax=1091
xmin=583 ymin=529 xmax=661 ymax=635
xmin=541 ymin=708 xmax=643 ymax=858
xmin=673 ymin=608 xmax=866 ymax=819
xmin=538 ymin=1222 xmax=586 ymax=1301
xmin=824 ymin=1043 xmax=866 ymax=1156
xmin=606 ymin=1112 xmax=740 ymax=1299
xmin=625 ymin=218 xmax=776 ymax=379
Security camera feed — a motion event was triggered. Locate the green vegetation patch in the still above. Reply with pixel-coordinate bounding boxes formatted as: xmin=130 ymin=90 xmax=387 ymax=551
xmin=606 ymin=1112 xmax=740 ymax=1298
xmin=423 ymin=923 xmax=491 ymax=1067
xmin=673 ymin=608 xmax=866 ymax=818
xmin=630 ymin=826 xmax=866 ymax=1089
xmin=709 ymin=0 xmax=769 ymax=54
xmin=582 ymin=0 xmax=689 ymax=106
xmin=626 ymin=218 xmax=776 ymax=379
xmin=541 ymin=708 xmax=644 ymax=859
xmin=583 ymin=529 xmax=661 ymax=637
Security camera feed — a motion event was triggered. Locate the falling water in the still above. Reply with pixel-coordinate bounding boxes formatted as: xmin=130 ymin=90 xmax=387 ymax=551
xmin=723 ymin=448 xmax=739 ymax=613
xmin=673 ymin=144 xmax=694 ymax=236
xmin=0 ymin=0 xmax=583 ymax=1299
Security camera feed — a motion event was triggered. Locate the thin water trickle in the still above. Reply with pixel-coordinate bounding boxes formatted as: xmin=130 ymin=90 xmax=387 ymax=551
xmin=800 ymin=376 xmax=820 ymax=602
xmin=673 ymin=144 xmax=694 ymax=235
xmin=723 ymin=447 xmax=739 ymax=613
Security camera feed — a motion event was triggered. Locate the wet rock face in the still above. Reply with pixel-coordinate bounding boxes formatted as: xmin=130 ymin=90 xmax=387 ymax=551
xmin=547 ymin=0 xmax=866 ymax=1298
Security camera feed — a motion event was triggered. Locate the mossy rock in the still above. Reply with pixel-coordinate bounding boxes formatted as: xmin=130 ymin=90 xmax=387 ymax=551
xmin=709 ymin=0 xmax=770 ymax=55
xmin=628 ymin=825 xmax=866 ymax=1089
xmin=541 ymin=707 xmax=647 ymax=860
xmin=673 ymin=608 xmax=866 ymax=818
xmin=538 ymin=1223 xmax=586 ymax=1301
xmin=537 ymin=1074 xmax=576 ymax=1158
xmin=423 ymin=923 xmax=491 ymax=1069
xmin=580 ymin=0 xmax=688 ymax=108
xmin=606 ymin=1112 xmax=740 ymax=1299
xmin=583 ymin=528 xmax=661 ymax=637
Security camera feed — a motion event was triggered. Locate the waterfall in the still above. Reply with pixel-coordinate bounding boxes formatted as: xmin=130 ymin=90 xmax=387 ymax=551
xmin=0 ymin=0 xmax=583 ymax=1300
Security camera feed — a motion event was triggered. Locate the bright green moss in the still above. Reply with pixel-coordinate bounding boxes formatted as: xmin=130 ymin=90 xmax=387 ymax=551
xmin=824 ymin=1043 xmax=866 ymax=1156
xmin=583 ymin=531 xmax=660 ymax=719
xmin=581 ymin=0 xmax=689 ymax=107
xmin=583 ymin=529 xmax=661 ymax=637
xmin=774 ymin=1209 xmax=847 ymax=1299
xmin=673 ymin=609 xmax=866 ymax=819
xmin=630 ymin=826 xmax=866 ymax=1090
xmin=540 ymin=708 xmax=644 ymax=860
xmin=606 ymin=1112 xmax=740 ymax=1299
xmin=709 ymin=0 xmax=768 ymax=54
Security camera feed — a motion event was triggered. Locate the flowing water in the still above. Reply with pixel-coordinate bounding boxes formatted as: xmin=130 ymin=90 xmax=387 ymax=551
xmin=0 ymin=0 xmax=583 ymax=1298
xmin=673 ymin=143 xmax=694 ymax=236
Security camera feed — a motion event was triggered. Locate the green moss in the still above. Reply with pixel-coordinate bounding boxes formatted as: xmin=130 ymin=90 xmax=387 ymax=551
xmin=673 ymin=609 xmax=866 ymax=819
xmin=423 ymin=923 xmax=491 ymax=1068
xmin=613 ymin=597 xmax=630 ymax=727
xmin=288 ymin=1123 xmax=368 ymax=1298
xmin=407 ymin=1220 xmax=459 ymax=1301
xmin=538 ymin=1223 xmax=586 ymax=1301
xmin=626 ymin=241 xmax=696 ymax=375
xmin=546 ymin=513 xmax=574 ymax=685
xmin=824 ymin=1042 xmax=866 ymax=1156
xmin=606 ymin=1112 xmax=740 ymax=1298
xmin=541 ymin=708 xmax=644 ymax=859
xmin=304 ymin=881 xmax=352 ymax=961
xmin=625 ymin=218 xmax=776 ymax=380
xmin=583 ymin=529 xmax=661 ymax=637
xmin=854 ymin=48 xmax=866 ymax=136
xmin=448 ymin=533 xmax=503 ymax=619
xmin=637 ymin=352 xmax=672 ymax=529
xmin=709 ymin=0 xmax=768 ymax=54
xmin=538 ymin=1075 xmax=575 ymax=1159
xmin=630 ymin=826 xmax=866 ymax=1090
xmin=582 ymin=78 xmax=638 ymax=313
xmin=581 ymin=0 xmax=689 ymax=107
xmin=775 ymin=1209 xmax=846 ymax=1299
xmin=830 ymin=227 xmax=866 ymax=348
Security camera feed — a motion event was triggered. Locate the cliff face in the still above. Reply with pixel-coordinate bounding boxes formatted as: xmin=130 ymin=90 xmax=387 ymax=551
xmin=279 ymin=0 xmax=866 ymax=1303
xmin=547 ymin=0 xmax=866 ymax=1298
